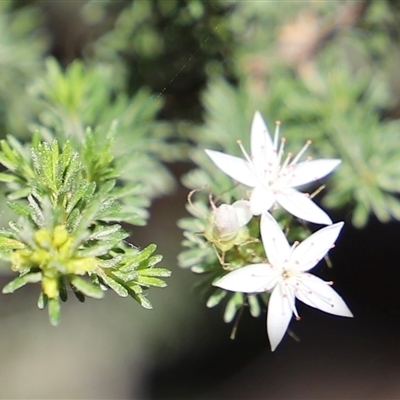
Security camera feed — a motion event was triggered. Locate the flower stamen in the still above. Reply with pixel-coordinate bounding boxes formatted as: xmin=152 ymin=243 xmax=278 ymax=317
xmin=273 ymin=121 xmax=281 ymax=153
xmin=237 ymin=140 xmax=253 ymax=164
xmin=277 ymin=137 xmax=286 ymax=166
xmin=281 ymin=152 xmax=293 ymax=171
xmin=291 ymin=140 xmax=312 ymax=165
xmin=288 ymin=240 xmax=300 ymax=258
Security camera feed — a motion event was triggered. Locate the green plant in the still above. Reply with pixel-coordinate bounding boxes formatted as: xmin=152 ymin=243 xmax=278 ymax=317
xmin=0 ymin=133 xmax=170 ymax=325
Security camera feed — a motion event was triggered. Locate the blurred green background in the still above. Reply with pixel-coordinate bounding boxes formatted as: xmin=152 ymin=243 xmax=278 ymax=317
xmin=1 ymin=0 xmax=400 ymax=398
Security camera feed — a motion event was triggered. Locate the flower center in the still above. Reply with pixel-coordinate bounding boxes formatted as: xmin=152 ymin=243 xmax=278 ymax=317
xmin=280 ymin=257 xmax=299 ymax=281
xmin=237 ymin=121 xmax=312 ymax=191
xmin=282 ymin=269 xmax=291 ymax=279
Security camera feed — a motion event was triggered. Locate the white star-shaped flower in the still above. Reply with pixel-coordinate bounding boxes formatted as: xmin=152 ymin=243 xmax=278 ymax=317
xmin=205 ymin=111 xmax=341 ymax=225
xmin=214 ymin=212 xmax=353 ymax=351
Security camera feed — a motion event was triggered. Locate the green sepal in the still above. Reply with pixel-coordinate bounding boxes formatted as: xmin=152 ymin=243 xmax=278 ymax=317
xmin=2 ymin=272 xmax=42 ymax=293
xmin=65 ymin=208 xmax=81 ymax=232
xmin=71 ymin=195 xmax=113 ymax=238
xmin=111 ymin=183 xmax=145 ymax=200
xmin=88 ymin=224 xmax=122 ymax=240
xmin=7 ymin=201 xmax=31 ymax=218
xmin=190 ymin=261 xmax=219 ymax=274
xmin=65 ymin=180 xmax=96 ymax=214
xmin=0 ymin=172 xmax=23 ymax=183
xmin=27 ymin=195 xmax=44 ymax=227
xmin=37 ymin=292 xmax=48 ymax=309
xmin=98 ymin=255 xmax=123 ymax=269
xmin=77 ymin=241 xmax=116 ymax=258
xmin=71 ymin=286 xmax=86 ymax=302
xmin=178 ymin=248 xmax=212 ymax=269
xmin=68 ymin=275 xmax=104 ymax=299
xmin=0 ymin=236 xmax=25 ymax=251
xmin=128 ymin=290 xmax=153 ymax=309
xmin=136 ymin=268 xmax=171 ymax=278
xmin=131 ymin=275 xmax=167 ymax=288
xmin=0 ymin=229 xmax=16 ymax=238
xmin=99 ymin=211 xmax=146 ymax=226
xmin=224 ymin=292 xmax=244 ymax=323
xmin=0 ymin=140 xmax=19 ymax=170
xmin=206 ymin=288 xmax=227 ymax=308
xmin=248 ymin=294 xmax=261 ymax=317
xmin=7 ymin=187 xmax=31 ymax=201
xmin=121 ymin=244 xmax=163 ymax=272
xmin=96 ymin=269 xmax=128 ymax=297
xmin=0 ymin=152 xmax=16 ymax=172
xmin=59 ymin=277 xmax=68 ymax=302
xmin=48 ymin=297 xmax=61 ymax=326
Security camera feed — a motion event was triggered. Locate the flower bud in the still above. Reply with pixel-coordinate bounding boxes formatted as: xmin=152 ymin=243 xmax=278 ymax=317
xmin=42 ymin=276 xmax=59 ymax=299
xmin=31 ymin=249 xmax=49 ymax=265
xmin=212 ymin=204 xmax=240 ymax=241
xmin=53 ymin=225 xmax=69 ymax=248
xmin=204 ymin=200 xmax=253 ymax=251
xmin=34 ymin=229 xmax=53 ymax=249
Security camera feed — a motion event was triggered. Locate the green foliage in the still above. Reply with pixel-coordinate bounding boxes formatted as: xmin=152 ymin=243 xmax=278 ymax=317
xmin=181 ymin=0 xmax=400 ymax=228
xmin=0 ymin=1 xmax=47 ymax=137
xmin=1 ymin=0 xmax=400 ymax=337
xmin=178 ymin=194 xmax=270 ymax=330
xmin=184 ymin=72 xmax=400 ymax=228
xmin=0 ymin=136 xmax=170 ymax=325
xmin=29 ymin=58 xmax=177 ymax=198
xmin=176 ymin=0 xmax=400 ymax=332
xmin=89 ymin=0 xmax=235 ymax=119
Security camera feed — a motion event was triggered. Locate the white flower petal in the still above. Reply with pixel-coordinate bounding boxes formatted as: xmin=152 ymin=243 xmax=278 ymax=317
xmin=295 ymin=274 xmax=353 ymax=317
xmin=289 ymin=159 xmax=341 ymax=188
xmin=250 ymin=185 xmax=275 ymax=215
xmin=291 ymin=222 xmax=344 ymax=271
xmin=213 ymin=264 xmax=276 ymax=293
xmin=260 ymin=212 xmax=291 ymax=266
xmin=250 ymin=111 xmax=277 ymax=174
xmin=205 ymin=149 xmax=259 ymax=187
xmin=232 ymin=200 xmax=252 ymax=226
xmin=267 ymin=283 xmax=295 ymax=351
xmin=276 ymin=188 xmax=333 ymax=225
